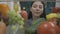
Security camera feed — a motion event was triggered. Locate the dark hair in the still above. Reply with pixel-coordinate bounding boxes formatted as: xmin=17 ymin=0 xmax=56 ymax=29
xmin=28 ymin=1 xmax=46 ymax=19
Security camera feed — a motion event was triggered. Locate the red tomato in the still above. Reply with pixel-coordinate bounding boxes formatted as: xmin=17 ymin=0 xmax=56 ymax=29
xmin=37 ymin=20 xmax=60 ymax=34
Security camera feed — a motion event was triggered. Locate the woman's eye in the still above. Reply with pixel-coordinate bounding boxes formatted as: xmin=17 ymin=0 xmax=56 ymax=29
xmin=39 ymin=6 xmax=42 ymax=9
xmin=33 ymin=6 xmax=37 ymax=8
xmin=32 ymin=4 xmax=37 ymax=8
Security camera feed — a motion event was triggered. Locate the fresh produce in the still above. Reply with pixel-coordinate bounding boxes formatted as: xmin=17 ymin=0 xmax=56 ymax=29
xmin=57 ymin=13 xmax=60 ymax=18
xmin=56 ymin=14 xmax=60 ymax=26
xmin=37 ymin=21 xmax=60 ymax=34
xmin=46 ymin=13 xmax=58 ymax=24
xmin=37 ymin=13 xmax=60 ymax=34
xmin=46 ymin=13 xmax=57 ymax=20
xmin=26 ymin=18 xmax=45 ymax=34
xmin=20 ymin=10 xmax=28 ymax=22
xmin=0 ymin=4 xmax=9 ymax=16
xmin=11 ymin=25 xmax=17 ymax=31
xmin=7 ymin=10 xmax=24 ymax=30
xmin=52 ymin=7 xmax=60 ymax=13
xmin=14 ymin=2 xmax=18 ymax=12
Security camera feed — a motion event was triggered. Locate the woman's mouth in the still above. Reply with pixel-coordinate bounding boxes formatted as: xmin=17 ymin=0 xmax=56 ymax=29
xmin=35 ymin=11 xmax=41 ymax=14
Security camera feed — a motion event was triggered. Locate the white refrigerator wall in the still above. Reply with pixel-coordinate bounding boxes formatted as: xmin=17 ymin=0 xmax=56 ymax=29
xmin=56 ymin=0 xmax=60 ymax=7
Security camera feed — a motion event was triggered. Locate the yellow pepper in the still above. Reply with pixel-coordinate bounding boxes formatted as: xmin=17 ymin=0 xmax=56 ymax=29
xmin=14 ymin=2 xmax=18 ymax=12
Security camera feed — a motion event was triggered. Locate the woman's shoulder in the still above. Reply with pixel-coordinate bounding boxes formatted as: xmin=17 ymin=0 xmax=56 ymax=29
xmin=27 ymin=19 xmax=32 ymax=22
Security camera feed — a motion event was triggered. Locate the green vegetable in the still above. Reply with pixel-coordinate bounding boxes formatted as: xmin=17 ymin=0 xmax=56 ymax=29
xmin=26 ymin=18 xmax=45 ymax=34
xmin=11 ymin=25 xmax=17 ymax=31
xmin=57 ymin=13 xmax=60 ymax=18
xmin=7 ymin=10 xmax=24 ymax=28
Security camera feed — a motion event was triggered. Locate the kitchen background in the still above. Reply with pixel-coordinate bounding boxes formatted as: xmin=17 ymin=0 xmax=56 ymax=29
xmin=20 ymin=0 xmax=60 ymax=15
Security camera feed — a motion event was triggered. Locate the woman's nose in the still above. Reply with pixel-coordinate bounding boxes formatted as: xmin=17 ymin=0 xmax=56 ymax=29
xmin=36 ymin=8 xmax=40 ymax=11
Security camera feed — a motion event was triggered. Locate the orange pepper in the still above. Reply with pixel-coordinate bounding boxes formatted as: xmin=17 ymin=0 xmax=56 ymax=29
xmin=0 ymin=4 xmax=9 ymax=16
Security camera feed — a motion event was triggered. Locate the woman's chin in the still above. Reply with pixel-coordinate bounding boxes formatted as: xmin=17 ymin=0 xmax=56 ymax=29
xmin=34 ymin=14 xmax=40 ymax=17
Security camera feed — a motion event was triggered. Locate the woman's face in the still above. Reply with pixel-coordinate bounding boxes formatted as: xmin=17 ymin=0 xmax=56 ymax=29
xmin=31 ymin=1 xmax=44 ymax=17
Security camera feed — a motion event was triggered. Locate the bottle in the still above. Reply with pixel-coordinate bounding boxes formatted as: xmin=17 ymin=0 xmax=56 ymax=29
xmin=0 ymin=12 xmax=6 ymax=34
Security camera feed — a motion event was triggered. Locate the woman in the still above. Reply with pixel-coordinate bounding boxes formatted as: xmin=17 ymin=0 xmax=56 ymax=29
xmin=25 ymin=1 xmax=46 ymax=34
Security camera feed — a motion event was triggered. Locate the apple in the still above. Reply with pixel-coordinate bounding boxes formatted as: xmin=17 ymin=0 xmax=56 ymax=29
xmin=19 ymin=10 xmax=28 ymax=22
